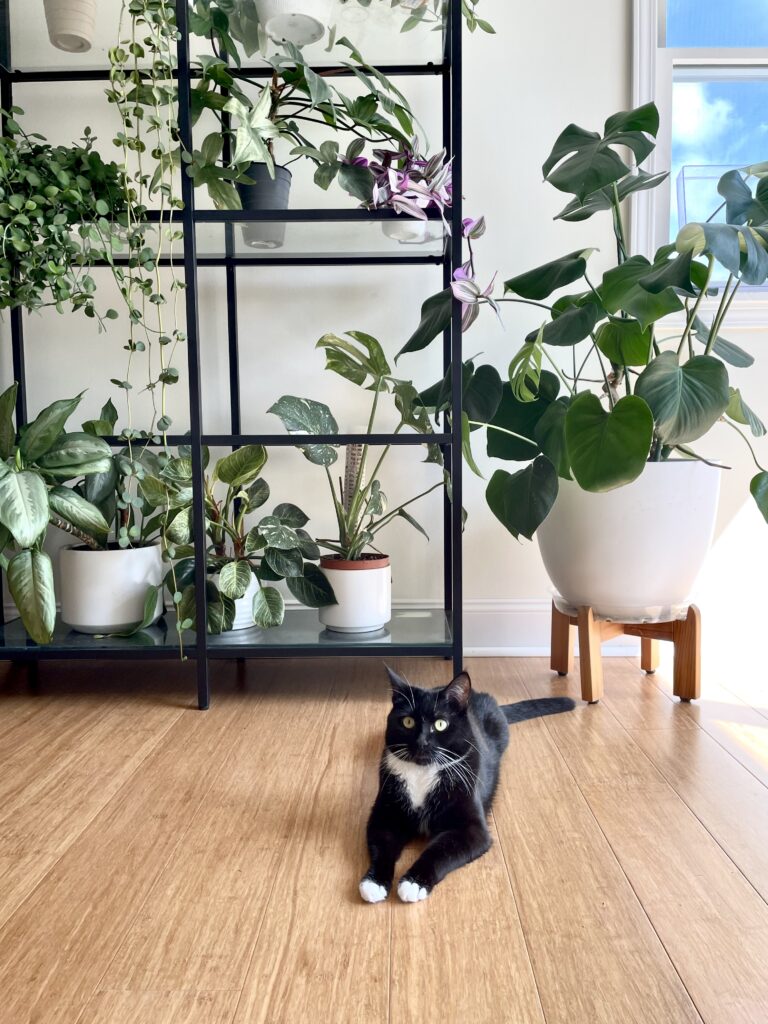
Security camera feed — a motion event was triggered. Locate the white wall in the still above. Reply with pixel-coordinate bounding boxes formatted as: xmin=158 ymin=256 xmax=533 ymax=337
xmin=5 ymin=0 xmax=767 ymax=654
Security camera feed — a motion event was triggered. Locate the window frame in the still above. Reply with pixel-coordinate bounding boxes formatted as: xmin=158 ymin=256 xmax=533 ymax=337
xmin=632 ymin=0 xmax=768 ymax=325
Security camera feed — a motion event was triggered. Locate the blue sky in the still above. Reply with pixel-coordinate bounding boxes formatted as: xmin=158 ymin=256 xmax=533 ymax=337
xmin=668 ymin=2 xmax=768 ymax=234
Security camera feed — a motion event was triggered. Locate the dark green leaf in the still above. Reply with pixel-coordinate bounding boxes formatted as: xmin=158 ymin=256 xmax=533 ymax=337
xmin=634 ymin=352 xmax=730 ymax=445
xmin=594 ymin=318 xmax=653 ymax=366
xmin=264 ymin=545 xmax=304 ymax=578
xmin=534 ymin=397 xmax=572 ymax=479
xmin=486 ymin=457 xmax=559 ymax=540
xmin=750 ymin=472 xmax=768 ymax=524
xmin=397 ymin=288 xmax=453 ymax=359
xmin=287 ymin=562 xmax=336 ymax=608
xmin=566 ymin=393 xmax=653 ymax=491
xmin=504 ymin=249 xmax=591 ymax=301
xmin=487 ymin=374 xmax=559 ymax=461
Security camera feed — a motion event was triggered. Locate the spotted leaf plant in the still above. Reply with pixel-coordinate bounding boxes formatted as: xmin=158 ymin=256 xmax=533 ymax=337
xmin=402 ymin=102 xmax=768 ymax=540
xmin=166 ymin=445 xmax=334 ymax=634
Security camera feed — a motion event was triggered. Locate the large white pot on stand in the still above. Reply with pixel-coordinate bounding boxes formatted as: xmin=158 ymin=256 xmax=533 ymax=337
xmin=537 ymin=460 xmax=721 ymax=622
xmin=319 ymin=554 xmax=391 ymax=633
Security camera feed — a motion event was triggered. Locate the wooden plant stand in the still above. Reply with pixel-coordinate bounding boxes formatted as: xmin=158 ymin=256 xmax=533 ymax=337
xmin=550 ymin=601 xmax=701 ymax=704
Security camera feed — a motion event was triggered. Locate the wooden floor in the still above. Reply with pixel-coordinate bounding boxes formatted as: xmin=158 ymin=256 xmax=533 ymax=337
xmin=1 ymin=653 xmax=768 ymax=1023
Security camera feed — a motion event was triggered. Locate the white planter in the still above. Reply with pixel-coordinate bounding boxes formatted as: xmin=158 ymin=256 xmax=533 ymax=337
xmin=224 ymin=573 xmax=261 ymax=632
xmin=381 ymin=219 xmax=443 ymax=245
xmin=44 ymin=0 xmax=96 ymax=53
xmin=59 ymin=544 xmax=164 ymax=634
xmin=537 ymin=460 xmax=721 ymax=621
xmin=255 ymin=0 xmax=332 ymax=45
xmin=318 ymin=555 xmax=391 ymax=633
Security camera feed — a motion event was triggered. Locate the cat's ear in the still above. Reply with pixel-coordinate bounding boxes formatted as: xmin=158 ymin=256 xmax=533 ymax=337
xmin=384 ymin=664 xmax=412 ymax=706
xmin=442 ymin=671 xmax=472 ymax=711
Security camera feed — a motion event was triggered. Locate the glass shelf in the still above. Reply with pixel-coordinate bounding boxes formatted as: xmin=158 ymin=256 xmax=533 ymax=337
xmin=0 ymin=608 xmax=452 ymax=659
xmin=98 ymin=218 xmax=446 ymax=265
xmin=5 ymin=0 xmax=445 ymax=74
xmin=0 ymin=613 xmax=193 ymax=658
xmin=207 ymin=607 xmax=453 ymax=656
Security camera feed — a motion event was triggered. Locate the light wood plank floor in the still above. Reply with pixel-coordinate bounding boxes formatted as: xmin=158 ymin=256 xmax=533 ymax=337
xmin=1 ymin=654 xmax=768 ymax=1024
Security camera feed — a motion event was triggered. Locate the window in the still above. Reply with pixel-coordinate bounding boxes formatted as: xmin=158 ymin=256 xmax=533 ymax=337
xmin=632 ymin=0 xmax=768 ymax=308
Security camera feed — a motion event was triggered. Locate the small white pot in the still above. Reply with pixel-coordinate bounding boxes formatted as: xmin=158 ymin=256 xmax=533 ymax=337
xmin=59 ymin=544 xmax=164 ymax=634
xmin=537 ymin=460 xmax=721 ymax=621
xmin=224 ymin=573 xmax=261 ymax=632
xmin=255 ymin=0 xmax=332 ymax=45
xmin=318 ymin=554 xmax=391 ymax=633
xmin=43 ymin=0 xmax=96 ymax=53
xmin=381 ymin=219 xmax=443 ymax=245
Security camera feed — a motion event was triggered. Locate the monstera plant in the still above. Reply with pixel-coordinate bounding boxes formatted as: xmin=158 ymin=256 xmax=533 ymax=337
xmin=403 ymin=102 xmax=768 ymax=539
xmin=0 ymin=385 xmax=113 ymax=643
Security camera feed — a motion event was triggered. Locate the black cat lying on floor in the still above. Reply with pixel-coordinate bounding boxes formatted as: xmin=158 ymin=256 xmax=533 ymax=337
xmin=360 ymin=667 xmax=575 ymax=904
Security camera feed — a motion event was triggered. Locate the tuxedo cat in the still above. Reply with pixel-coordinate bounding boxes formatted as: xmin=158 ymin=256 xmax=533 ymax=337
xmin=360 ymin=666 xmax=575 ymax=903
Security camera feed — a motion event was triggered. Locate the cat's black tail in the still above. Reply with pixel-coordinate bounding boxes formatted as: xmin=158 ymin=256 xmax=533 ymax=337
xmin=501 ymin=697 xmax=576 ymax=724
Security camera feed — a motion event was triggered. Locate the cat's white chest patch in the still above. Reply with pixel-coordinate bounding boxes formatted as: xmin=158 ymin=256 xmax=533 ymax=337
xmin=385 ymin=750 xmax=439 ymax=810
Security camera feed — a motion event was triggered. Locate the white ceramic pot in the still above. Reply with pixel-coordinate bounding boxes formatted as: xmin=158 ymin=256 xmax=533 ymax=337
xmin=44 ymin=0 xmax=96 ymax=53
xmin=225 ymin=573 xmax=261 ymax=632
xmin=255 ymin=0 xmax=332 ymax=45
xmin=537 ymin=460 xmax=721 ymax=621
xmin=318 ymin=554 xmax=391 ymax=633
xmin=381 ymin=219 xmax=443 ymax=245
xmin=59 ymin=544 xmax=164 ymax=634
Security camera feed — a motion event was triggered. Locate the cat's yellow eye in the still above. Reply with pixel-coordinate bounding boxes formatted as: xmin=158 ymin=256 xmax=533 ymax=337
xmin=402 ymin=716 xmax=416 ymax=729
xmin=434 ymin=718 xmax=449 ymax=732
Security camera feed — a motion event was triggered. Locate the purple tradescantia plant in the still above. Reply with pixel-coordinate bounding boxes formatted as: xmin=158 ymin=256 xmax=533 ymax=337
xmin=354 ymin=142 xmax=453 ymax=227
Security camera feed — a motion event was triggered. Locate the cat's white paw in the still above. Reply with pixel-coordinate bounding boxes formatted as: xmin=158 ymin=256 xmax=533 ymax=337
xmin=397 ymin=878 xmax=429 ymax=903
xmin=360 ymin=878 xmax=388 ymax=904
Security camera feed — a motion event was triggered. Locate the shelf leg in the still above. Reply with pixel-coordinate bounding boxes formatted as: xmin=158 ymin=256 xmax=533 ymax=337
xmin=197 ymin=657 xmax=210 ymax=711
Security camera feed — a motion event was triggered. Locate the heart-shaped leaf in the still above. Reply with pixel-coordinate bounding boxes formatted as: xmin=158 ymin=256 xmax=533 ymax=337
xmin=273 ymin=502 xmax=309 ymax=528
xmin=634 ymin=352 xmax=730 ymax=445
xmin=565 ymin=393 xmax=653 ymax=491
xmin=595 ymin=318 xmax=652 ymax=366
xmin=600 ymin=256 xmax=683 ymax=329
xmin=487 ymin=374 xmax=559 ymax=462
xmin=486 ymin=456 xmax=559 ymax=540
xmin=527 ymin=302 xmax=600 ymax=347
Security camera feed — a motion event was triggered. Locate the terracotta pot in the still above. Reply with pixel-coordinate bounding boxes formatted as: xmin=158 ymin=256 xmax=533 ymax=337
xmin=318 ymin=554 xmax=391 ymax=633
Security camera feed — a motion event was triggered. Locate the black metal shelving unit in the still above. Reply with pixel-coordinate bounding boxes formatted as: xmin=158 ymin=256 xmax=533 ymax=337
xmin=0 ymin=0 xmax=463 ymax=708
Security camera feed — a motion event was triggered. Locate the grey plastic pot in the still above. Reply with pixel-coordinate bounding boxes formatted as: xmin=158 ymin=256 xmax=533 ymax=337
xmin=236 ymin=164 xmax=292 ymax=250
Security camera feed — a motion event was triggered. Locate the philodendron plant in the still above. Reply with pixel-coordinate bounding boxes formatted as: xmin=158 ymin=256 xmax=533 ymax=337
xmin=167 ymin=444 xmax=334 ymax=632
xmin=269 ymin=332 xmax=443 ymax=560
xmin=403 ymin=102 xmax=768 ymax=538
xmin=0 ymin=385 xmax=113 ymax=643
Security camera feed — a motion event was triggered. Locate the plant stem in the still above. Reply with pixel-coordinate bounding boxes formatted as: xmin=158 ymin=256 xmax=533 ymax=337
xmin=468 ymin=421 xmax=538 ymax=448
xmin=706 ymin=276 xmax=741 ymax=354
xmin=678 ymin=255 xmax=714 ymax=356
xmin=723 ymin=418 xmax=767 ymax=473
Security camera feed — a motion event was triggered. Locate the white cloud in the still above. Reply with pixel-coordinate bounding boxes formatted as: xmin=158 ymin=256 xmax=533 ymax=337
xmin=672 ymin=82 xmax=734 ymax=149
